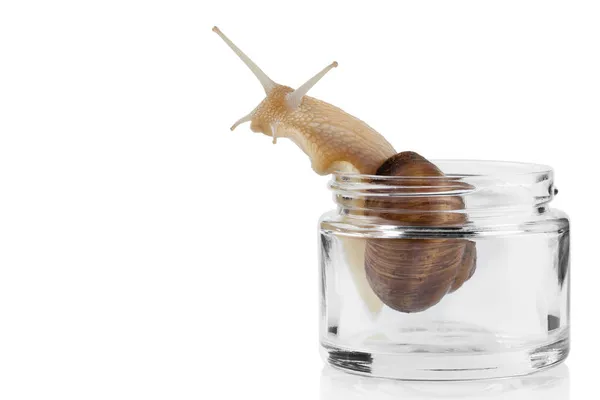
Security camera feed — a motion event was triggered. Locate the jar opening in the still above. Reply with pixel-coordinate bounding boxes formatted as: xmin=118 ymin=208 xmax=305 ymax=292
xmin=334 ymin=159 xmax=552 ymax=180
xmin=329 ymin=160 xmax=555 ymax=212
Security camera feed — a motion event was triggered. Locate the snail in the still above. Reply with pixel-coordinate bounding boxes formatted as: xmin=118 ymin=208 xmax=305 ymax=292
xmin=213 ymin=27 xmax=476 ymax=313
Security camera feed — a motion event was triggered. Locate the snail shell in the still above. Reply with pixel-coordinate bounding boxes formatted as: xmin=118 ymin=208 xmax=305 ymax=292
xmin=364 ymin=152 xmax=477 ymax=313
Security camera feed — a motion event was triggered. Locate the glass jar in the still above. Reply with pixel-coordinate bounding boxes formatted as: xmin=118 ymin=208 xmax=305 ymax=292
xmin=319 ymin=160 xmax=570 ymax=380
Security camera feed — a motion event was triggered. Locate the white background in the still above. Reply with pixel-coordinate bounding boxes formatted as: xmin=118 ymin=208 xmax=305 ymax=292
xmin=0 ymin=0 xmax=598 ymax=398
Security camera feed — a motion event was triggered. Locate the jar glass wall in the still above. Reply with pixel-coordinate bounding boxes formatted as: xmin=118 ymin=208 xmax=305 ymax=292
xmin=319 ymin=161 xmax=570 ymax=380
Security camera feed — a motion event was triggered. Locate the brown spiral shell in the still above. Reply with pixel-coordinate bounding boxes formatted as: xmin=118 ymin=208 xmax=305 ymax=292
xmin=364 ymin=152 xmax=477 ymax=313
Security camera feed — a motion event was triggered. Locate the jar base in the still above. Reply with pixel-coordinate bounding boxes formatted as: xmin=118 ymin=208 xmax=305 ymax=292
xmin=321 ymin=333 xmax=569 ymax=380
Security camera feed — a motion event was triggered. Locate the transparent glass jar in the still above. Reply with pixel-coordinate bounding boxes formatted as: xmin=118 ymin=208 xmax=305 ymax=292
xmin=319 ymin=160 xmax=570 ymax=380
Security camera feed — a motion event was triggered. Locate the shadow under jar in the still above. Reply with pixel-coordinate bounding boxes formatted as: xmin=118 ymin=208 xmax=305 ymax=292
xmin=319 ymin=160 xmax=570 ymax=380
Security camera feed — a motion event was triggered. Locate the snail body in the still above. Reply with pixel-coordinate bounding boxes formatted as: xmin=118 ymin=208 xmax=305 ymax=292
xmin=212 ymin=27 xmax=395 ymax=175
xmin=214 ymin=27 xmax=476 ymax=313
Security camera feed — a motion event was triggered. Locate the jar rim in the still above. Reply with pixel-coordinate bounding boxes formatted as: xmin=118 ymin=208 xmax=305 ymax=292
xmin=329 ymin=160 xmax=556 ymax=209
xmin=333 ymin=159 xmax=552 ymax=180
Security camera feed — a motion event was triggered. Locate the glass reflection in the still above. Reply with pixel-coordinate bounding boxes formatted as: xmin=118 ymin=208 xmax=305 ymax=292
xmin=321 ymin=364 xmax=569 ymax=400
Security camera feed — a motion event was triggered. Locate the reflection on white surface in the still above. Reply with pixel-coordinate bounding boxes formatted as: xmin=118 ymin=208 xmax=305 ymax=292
xmin=321 ymin=364 xmax=569 ymax=400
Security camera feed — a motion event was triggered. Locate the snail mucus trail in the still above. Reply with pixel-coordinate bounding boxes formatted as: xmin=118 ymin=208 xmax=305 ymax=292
xmin=213 ymin=26 xmax=476 ymax=313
